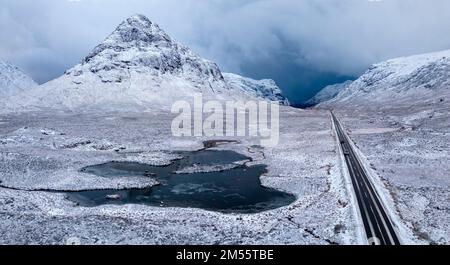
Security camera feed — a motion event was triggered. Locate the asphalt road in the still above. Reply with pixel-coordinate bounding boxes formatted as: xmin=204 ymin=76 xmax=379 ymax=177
xmin=332 ymin=112 xmax=400 ymax=245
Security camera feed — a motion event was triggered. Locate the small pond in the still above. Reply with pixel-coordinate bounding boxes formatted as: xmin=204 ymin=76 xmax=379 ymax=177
xmin=67 ymin=149 xmax=296 ymax=213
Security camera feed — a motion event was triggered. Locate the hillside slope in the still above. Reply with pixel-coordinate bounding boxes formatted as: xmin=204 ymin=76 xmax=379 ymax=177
xmin=319 ymin=49 xmax=450 ymax=109
xmin=0 ymin=61 xmax=37 ymax=98
xmin=1 ymin=15 xmax=288 ymax=113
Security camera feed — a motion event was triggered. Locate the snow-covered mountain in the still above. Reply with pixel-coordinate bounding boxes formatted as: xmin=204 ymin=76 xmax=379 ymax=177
xmin=306 ymin=81 xmax=352 ymax=106
xmin=319 ymin=49 xmax=450 ymax=108
xmin=223 ymin=73 xmax=289 ymax=105
xmin=1 ymin=14 xmax=288 ymax=113
xmin=0 ymin=61 xmax=37 ymax=98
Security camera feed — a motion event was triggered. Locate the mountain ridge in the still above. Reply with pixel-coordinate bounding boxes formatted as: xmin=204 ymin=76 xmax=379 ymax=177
xmin=223 ymin=73 xmax=289 ymax=105
xmin=306 ymin=80 xmax=352 ymax=106
xmin=317 ymin=49 xmax=450 ymax=108
xmin=0 ymin=61 xmax=37 ymax=98
xmin=1 ymin=14 xmax=288 ymax=113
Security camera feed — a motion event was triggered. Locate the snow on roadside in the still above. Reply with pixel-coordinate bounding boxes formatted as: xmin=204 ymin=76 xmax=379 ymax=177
xmin=334 ymin=107 xmax=450 ymax=245
xmin=0 ymin=108 xmax=357 ymax=244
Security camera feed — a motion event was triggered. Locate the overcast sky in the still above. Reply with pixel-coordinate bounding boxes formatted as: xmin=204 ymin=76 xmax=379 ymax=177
xmin=1 ymin=0 xmax=450 ymax=103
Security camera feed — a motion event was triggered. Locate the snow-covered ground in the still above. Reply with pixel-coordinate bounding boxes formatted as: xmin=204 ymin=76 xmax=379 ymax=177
xmin=316 ymin=49 xmax=450 ymax=245
xmin=4 ymin=13 xmax=447 ymax=245
xmin=333 ymin=106 xmax=450 ymax=245
xmin=0 ymin=108 xmax=358 ymax=244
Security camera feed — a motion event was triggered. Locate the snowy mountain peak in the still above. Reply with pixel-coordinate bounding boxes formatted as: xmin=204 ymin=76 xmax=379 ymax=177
xmin=117 ymin=14 xmax=170 ymax=42
xmin=119 ymin=14 xmax=167 ymax=36
xmin=1 ymin=15 xmax=289 ymax=113
xmin=66 ymin=14 xmax=224 ymax=85
xmin=318 ymin=49 xmax=450 ymax=108
xmin=84 ymin=14 xmax=171 ymax=64
xmin=0 ymin=60 xmax=37 ymax=97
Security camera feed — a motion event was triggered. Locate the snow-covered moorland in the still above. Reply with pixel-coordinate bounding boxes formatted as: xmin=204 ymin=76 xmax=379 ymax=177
xmin=0 ymin=15 xmax=324 ymax=245
xmin=317 ymin=49 xmax=450 ymax=244
xmin=332 ymin=106 xmax=450 ymax=245
xmin=0 ymin=108 xmax=358 ymax=244
xmin=1 ymin=11 xmax=448 ymax=245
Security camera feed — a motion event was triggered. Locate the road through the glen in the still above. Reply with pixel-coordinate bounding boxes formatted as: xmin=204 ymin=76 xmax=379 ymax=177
xmin=332 ymin=112 xmax=400 ymax=245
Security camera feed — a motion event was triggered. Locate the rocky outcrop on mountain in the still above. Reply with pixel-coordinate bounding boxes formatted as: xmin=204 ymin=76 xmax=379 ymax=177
xmin=1 ymin=14 xmax=288 ymax=113
xmin=223 ymin=73 xmax=289 ymax=105
xmin=67 ymin=14 xmax=225 ymax=87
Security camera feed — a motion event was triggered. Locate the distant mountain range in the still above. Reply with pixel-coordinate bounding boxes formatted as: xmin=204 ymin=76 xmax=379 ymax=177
xmin=223 ymin=73 xmax=289 ymax=105
xmin=305 ymin=81 xmax=353 ymax=107
xmin=4 ymin=15 xmax=449 ymax=113
xmin=0 ymin=14 xmax=288 ymax=113
xmin=0 ymin=61 xmax=37 ymax=98
xmin=314 ymin=49 xmax=450 ymax=109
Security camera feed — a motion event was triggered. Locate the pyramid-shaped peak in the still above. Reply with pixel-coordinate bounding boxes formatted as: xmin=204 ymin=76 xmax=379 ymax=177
xmin=83 ymin=14 xmax=174 ymax=63
xmin=120 ymin=14 xmax=156 ymax=31
xmin=110 ymin=14 xmax=171 ymax=44
xmin=0 ymin=60 xmax=20 ymax=71
xmin=127 ymin=14 xmax=152 ymax=23
xmin=0 ymin=60 xmax=37 ymax=97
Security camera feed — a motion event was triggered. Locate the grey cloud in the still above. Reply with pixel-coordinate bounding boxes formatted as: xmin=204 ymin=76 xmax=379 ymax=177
xmin=1 ymin=0 xmax=450 ymax=103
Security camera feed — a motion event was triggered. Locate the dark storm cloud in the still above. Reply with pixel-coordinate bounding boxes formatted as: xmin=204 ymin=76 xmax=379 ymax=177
xmin=1 ymin=0 xmax=450 ymax=103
